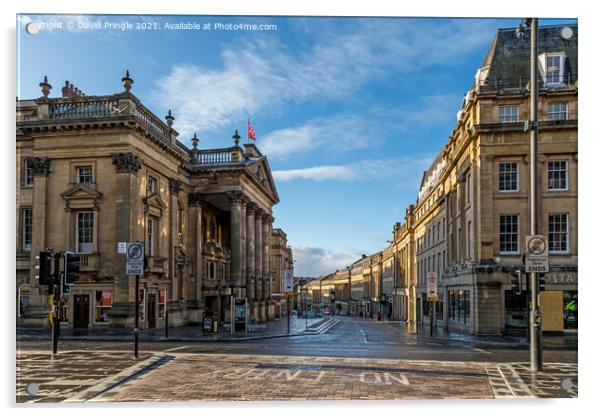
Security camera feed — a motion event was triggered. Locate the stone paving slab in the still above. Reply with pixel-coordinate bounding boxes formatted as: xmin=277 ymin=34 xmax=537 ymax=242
xmin=93 ymin=353 xmax=494 ymax=402
xmin=16 ymin=350 xmax=163 ymax=403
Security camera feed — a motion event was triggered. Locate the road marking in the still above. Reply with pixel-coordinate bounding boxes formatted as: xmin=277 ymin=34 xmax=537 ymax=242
xmin=165 ymin=346 xmax=189 ymax=352
xmin=359 ymin=329 xmax=368 ymax=344
xmin=469 ymin=347 xmax=492 ymax=354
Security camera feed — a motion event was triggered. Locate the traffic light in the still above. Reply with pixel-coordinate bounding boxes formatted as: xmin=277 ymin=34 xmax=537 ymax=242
xmin=64 ymin=251 xmax=80 ymax=285
xmin=538 ymin=275 xmax=546 ymax=292
xmin=510 ymin=270 xmax=522 ymax=294
xmin=61 ymin=274 xmax=72 ymax=294
xmin=35 ymin=251 xmax=52 ymax=286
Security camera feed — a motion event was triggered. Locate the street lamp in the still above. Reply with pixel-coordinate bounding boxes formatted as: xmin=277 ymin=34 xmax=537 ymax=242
xmin=516 ymin=17 xmax=543 ymax=373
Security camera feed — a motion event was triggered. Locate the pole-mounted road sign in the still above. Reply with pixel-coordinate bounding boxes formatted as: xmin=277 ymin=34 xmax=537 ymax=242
xmin=126 ymin=242 xmax=144 ymax=275
xmin=525 ymin=235 xmax=549 ymax=273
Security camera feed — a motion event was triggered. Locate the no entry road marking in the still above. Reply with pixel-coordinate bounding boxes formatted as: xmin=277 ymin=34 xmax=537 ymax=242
xmin=359 ymin=329 xmax=368 ymax=344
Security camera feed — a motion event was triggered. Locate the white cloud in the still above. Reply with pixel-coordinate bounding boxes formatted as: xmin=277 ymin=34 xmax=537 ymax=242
xmin=150 ymin=18 xmax=496 ymax=139
xmin=292 ymin=245 xmax=365 ymax=277
xmin=273 ymin=157 xmax=433 ymax=183
xmin=260 ymin=96 xmax=457 ymax=160
xmin=260 ymin=114 xmax=380 ymax=159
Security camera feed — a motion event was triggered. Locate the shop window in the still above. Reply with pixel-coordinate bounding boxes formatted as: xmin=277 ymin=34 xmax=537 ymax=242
xmin=448 ymin=290 xmax=471 ymax=324
xmin=563 ymin=291 xmax=577 ymax=329
xmin=95 ymin=291 xmax=112 ymax=323
xmin=159 ymin=288 xmax=166 ymax=319
xmin=504 ymin=290 xmax=528 ymax=329
xmin=436 ymin=301 xmax=443 ymax=321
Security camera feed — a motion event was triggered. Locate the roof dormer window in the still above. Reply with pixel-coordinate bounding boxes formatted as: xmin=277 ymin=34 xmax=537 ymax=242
xmin=539 ymin=52 xmax=566 ymax=87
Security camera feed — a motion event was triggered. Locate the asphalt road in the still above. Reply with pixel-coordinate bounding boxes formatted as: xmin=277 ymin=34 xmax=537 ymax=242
xmin=17 ymin=316 xmax=577 ymax=364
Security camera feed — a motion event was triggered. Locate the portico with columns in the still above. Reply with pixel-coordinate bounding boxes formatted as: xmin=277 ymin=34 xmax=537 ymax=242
xmin=188 ymin=132 xmax=280 ymax=325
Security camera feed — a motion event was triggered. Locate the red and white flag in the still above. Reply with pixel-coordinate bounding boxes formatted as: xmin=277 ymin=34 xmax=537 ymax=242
xmin=247 ymin=119 xmax=256 ymax=141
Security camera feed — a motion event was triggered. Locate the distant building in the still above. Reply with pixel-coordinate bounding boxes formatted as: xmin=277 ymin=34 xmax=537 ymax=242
xmin=270 ymin=228 xmax=294 ymax=316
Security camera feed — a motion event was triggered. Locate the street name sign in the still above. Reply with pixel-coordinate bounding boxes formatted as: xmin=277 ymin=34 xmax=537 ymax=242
xmin=126 ymin=242 xmax=144 ymax=275
xmin=426 ymin=272 xmax=438 ymax=301
xmin=525 ymin=235 xmax=549 ymax=273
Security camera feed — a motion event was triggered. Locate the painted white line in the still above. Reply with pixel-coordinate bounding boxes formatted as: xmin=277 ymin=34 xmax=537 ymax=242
xmin=165 ymin=346 xmax=189 ymax=352
xmin=470 ymin=347 xmax=493 ymax=354
xmin=359 ymin=329 xmax=368 ymax=344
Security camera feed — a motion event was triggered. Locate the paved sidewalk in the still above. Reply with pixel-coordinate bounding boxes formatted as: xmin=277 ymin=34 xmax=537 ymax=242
xmin=16 ymin=316 xmax=326 ymax=343
xmin=410 ymin=322 xmax=577 ymax=349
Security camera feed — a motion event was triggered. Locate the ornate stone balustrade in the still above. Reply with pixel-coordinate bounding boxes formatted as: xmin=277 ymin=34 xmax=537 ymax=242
xmin=194 ymin=148 xmax=233 ymax=165
xmin=49 ymin=98 xmax=121 ymax=119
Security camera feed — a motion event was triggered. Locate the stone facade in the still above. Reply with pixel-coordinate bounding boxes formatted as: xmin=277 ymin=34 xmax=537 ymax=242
xmin=303 ymin=24 xmax=578 ymax=335
xmin=16 ymin=75 xmax=290 ymax=330
xmin=270 ymin=228 xmax=294 ymax=318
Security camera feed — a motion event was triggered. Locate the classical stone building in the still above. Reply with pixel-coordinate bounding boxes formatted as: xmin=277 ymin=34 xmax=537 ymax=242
xmin=16 ymin=72 xmax=288 ymax=330
xmin=270 ymin=228 xmax=294 ymax=317
xmin=302 ymin=23 xmax=578 ymax=336
xmin=398 ymin=23 xmax=578 ymax=335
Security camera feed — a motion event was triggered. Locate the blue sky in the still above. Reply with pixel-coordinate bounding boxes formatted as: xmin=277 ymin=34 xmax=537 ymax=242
xmin=16 ymin=14 xmax=577 ymax=277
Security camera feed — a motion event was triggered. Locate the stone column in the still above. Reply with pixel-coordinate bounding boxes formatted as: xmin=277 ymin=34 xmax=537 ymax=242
xmin=263 ymin=214 xmax=273 ymax=319
xmin=254 ymin=210 xmax=263 ymax=321
xmin=240 ymin=198 xmax=247 ymax=299
xmin=246 ymin=203 xmax=256 ymax=319
xmin=189 ymin=193 xmax=204 ymax=308
xmin=108 ymin=152 xmax=142 ymax=328
xmin=168 ymin=178 xmax=179 ymax=324
xmin=228 ymin=192 xmax=244 ymax=298
xmin=261 ymin=213 xmax=270 ymax=321
xmin=22 ymin=157 xmax=51 ymax=326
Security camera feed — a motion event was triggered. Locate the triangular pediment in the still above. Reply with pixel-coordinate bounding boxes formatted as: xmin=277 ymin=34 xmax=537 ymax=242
xmin=61 ymin=184 xmax=102 ymax=210
xmin=246 ymin=157 xmax=279 ymax=204
xmin=61 ymin=184 xmax=103 ymax=199
xmin=144 ymin=193 xmax=168 ymax=217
